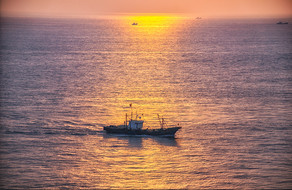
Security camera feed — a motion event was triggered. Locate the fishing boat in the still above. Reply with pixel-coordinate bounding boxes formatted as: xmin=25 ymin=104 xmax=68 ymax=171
xmin=132 ymin=22 xmax=138 ymax=25
xmin=277 ymin=21 xmax=288 ymax=24
xmin=103 ymin=105 xmax=181 ymax=138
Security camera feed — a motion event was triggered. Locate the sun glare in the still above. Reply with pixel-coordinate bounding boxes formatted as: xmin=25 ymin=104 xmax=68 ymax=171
xmin=126 ymin=15 xmax=180 ymax=27
xmin=122 ymin=15 xmax=184 ymax=38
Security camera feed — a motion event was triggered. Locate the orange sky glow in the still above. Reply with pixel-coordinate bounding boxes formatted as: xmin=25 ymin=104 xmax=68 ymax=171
xmin=1 ymin=0 xmax=291 ymax=18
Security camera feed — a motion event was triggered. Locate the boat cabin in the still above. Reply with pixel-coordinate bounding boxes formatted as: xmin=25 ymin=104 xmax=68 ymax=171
xmin=128 ymin=120 xmax=144 ymax=130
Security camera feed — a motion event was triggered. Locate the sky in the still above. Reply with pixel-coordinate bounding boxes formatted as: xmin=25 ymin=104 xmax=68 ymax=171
xmin=1 ymin=0 xmax=292 ymax=18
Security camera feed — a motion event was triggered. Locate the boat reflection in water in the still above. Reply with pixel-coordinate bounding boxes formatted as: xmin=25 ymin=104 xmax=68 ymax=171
xmin=104 ymin=105 xmax=181 ymax=138
xmin=103 ymin=133 xmax=180 ymax=148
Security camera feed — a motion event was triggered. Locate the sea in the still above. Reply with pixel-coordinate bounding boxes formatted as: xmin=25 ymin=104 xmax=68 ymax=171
xmin=1 ymin=16 xmax=291 ymax=189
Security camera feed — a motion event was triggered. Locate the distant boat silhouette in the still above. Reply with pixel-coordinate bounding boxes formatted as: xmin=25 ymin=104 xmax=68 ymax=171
xmin=132 ymin=22 xmax=138 ymax=25
xmin=277 ymin=21 xmax=288 ymax=24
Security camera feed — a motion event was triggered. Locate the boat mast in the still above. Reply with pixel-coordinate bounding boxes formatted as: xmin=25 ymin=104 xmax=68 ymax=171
xmin=130 ymin=103 xmax=133 ymax=121
xmin=125 ymin=113 xmax=127 ymax=128
xmin=157 ymin=114 xmax=164 ymax=129
xmin=162 ymin=117 xmax=165 ymax=129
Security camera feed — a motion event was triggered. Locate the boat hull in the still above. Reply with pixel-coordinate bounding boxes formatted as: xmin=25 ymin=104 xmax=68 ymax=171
xmin=104 ymin=125 xmax=181 ymax=138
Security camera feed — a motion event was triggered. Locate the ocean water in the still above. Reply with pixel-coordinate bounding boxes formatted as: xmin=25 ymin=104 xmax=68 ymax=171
xmin=1 ymin=16 xmax=292 ymax=189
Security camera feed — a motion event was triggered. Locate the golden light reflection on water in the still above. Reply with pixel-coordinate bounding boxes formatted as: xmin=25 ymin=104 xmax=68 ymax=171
xmin=99 ymin=136 xmax=189 ymax=189
xmin=102 ymin=15 xmax=185 ymax=127
xmin=97 ymin=17 xmax=189 ymax=188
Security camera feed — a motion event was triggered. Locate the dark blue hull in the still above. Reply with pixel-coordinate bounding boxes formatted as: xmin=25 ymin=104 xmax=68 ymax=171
xmin=104 ymin=125 xmax=181 ymax=138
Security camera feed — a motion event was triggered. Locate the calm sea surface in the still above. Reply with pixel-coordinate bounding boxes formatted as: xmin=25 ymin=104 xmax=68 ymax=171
xmin=1 ymin=16 xmax=292 ymax=189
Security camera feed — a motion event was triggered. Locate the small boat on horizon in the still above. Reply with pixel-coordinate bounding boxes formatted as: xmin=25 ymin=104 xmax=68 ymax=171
xmin=103 ymin=105 xmax=181 ymax=138
xmin=277 ymin=21 xmax=288 ymax=24
xmin=132 ymin=22 xmax=138 ymax=25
